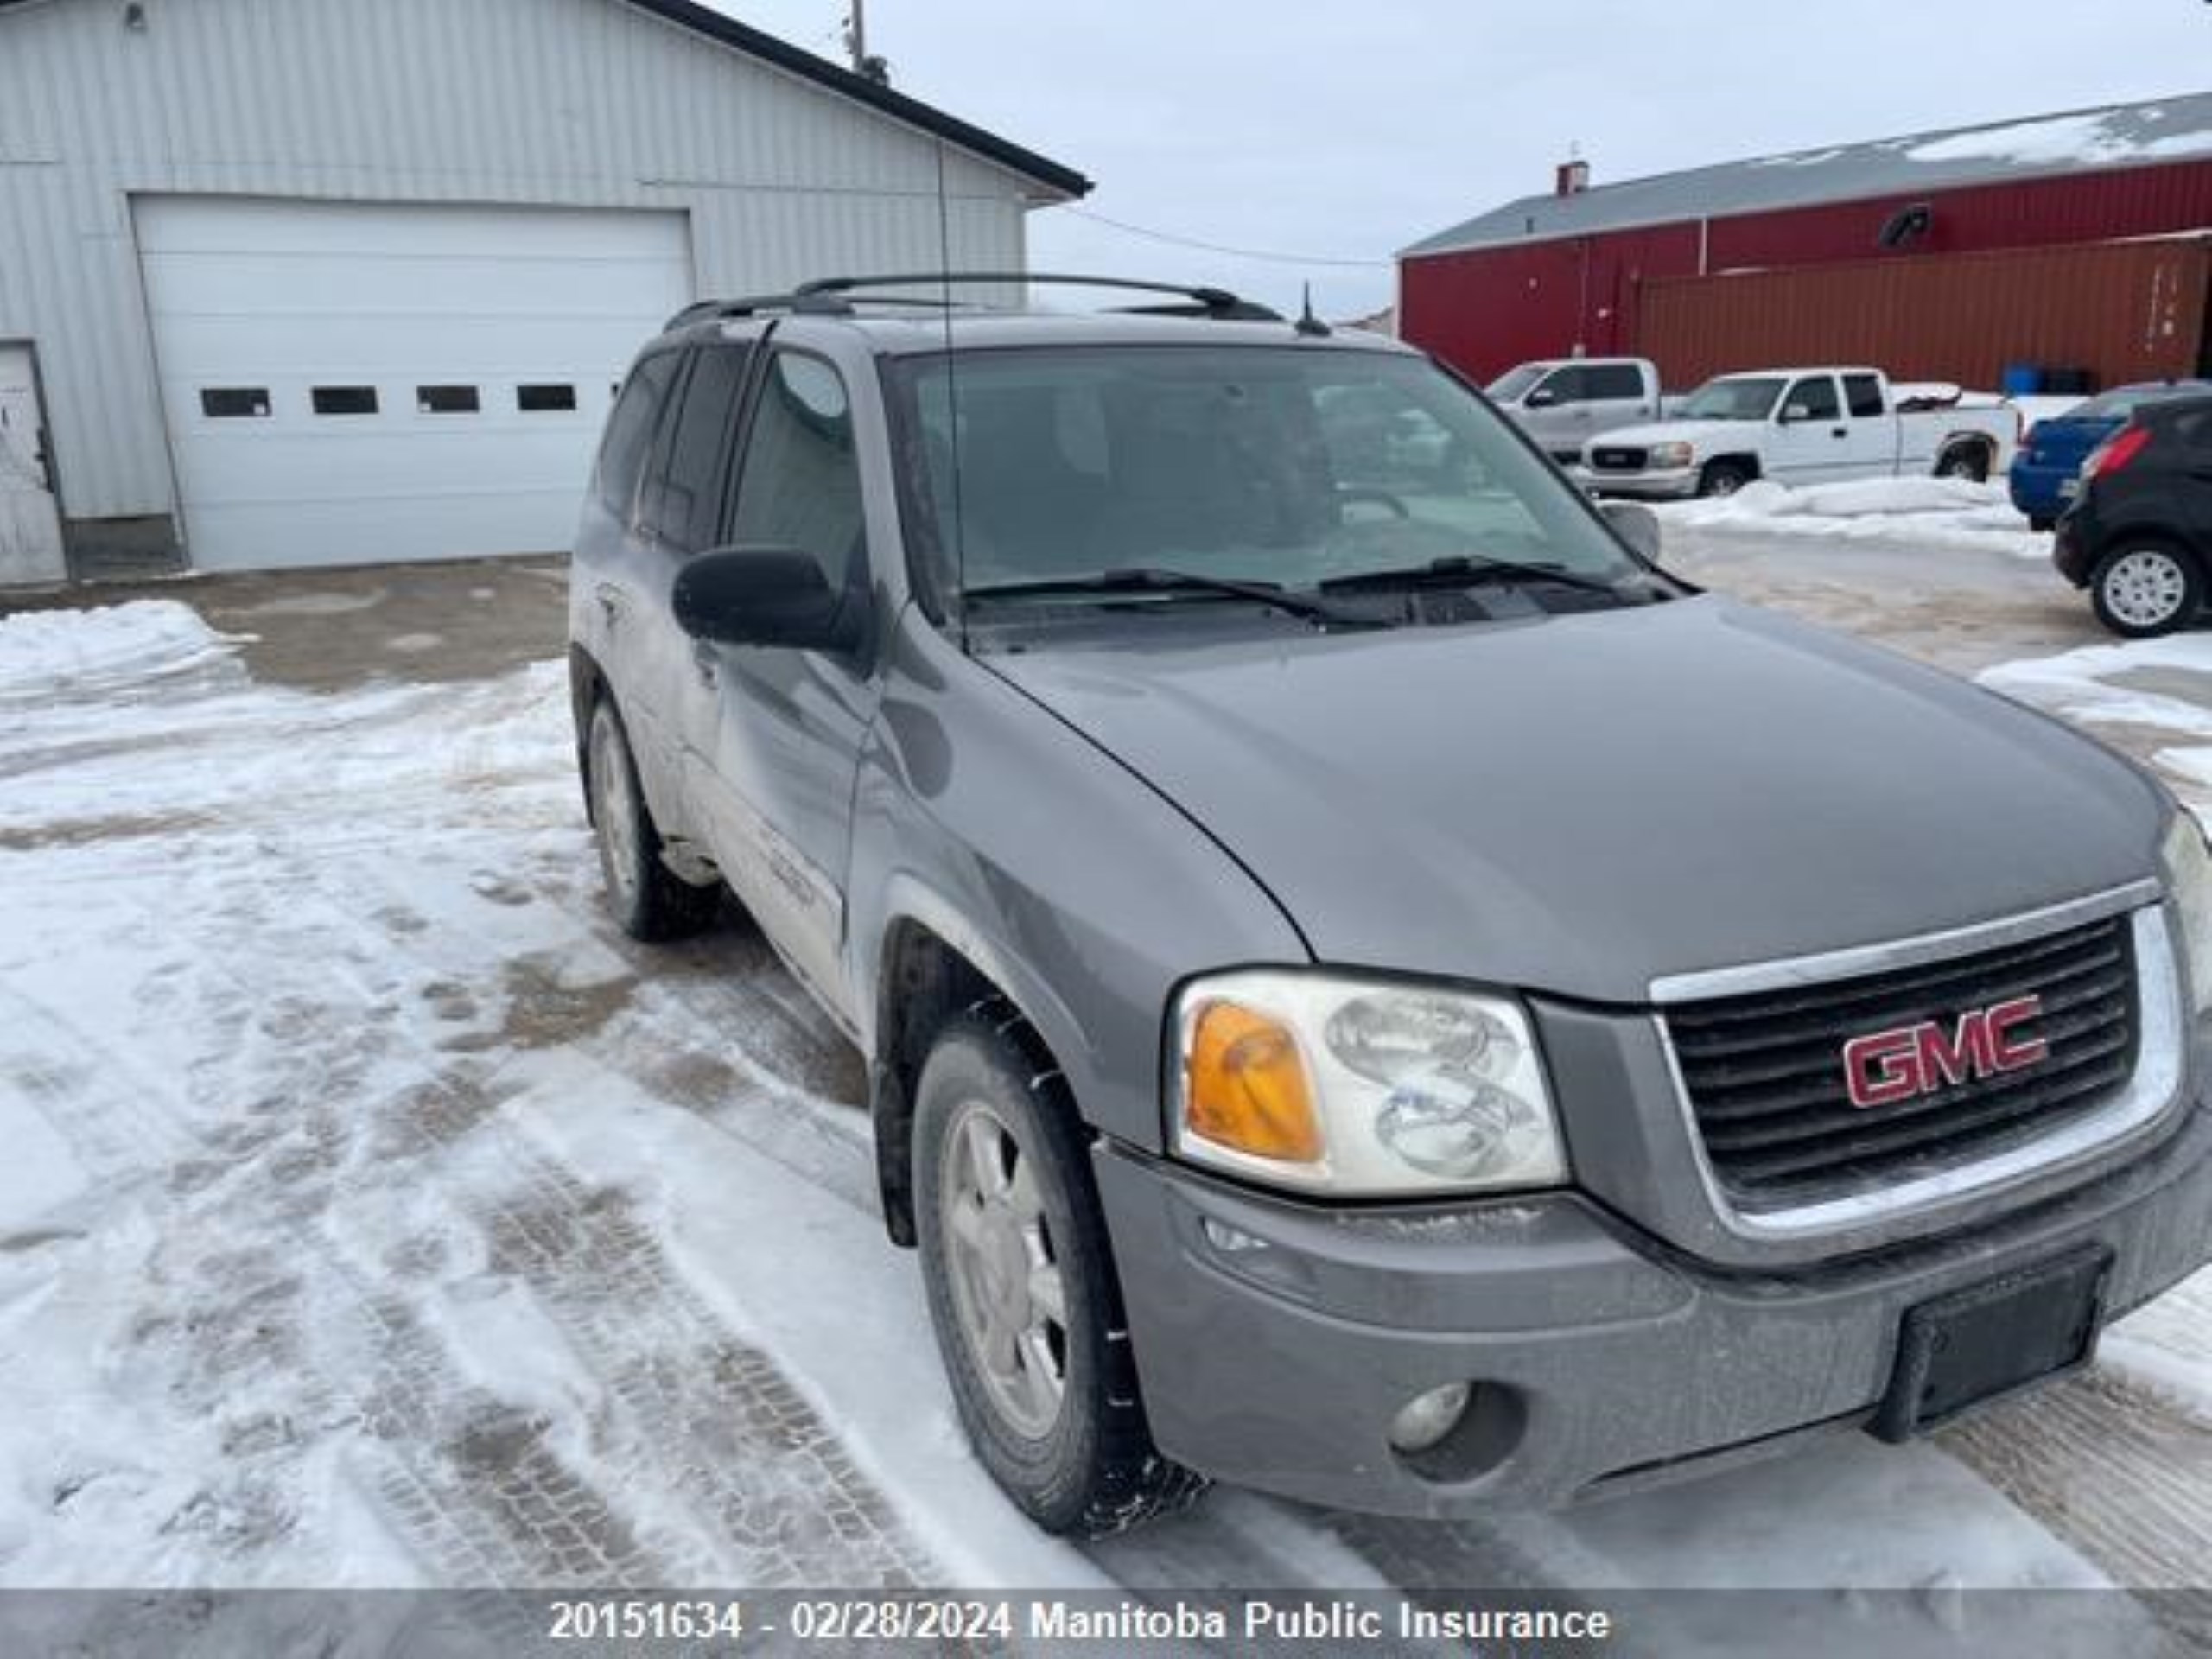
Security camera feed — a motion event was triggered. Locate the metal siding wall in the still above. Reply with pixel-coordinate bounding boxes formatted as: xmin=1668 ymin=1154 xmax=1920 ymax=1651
xmin=1402 ymin=223 xmax=1702 ymax=384
xmin=1705 ymin=160 xmax=2212 ymax=270
xmin=0 ymin=0 xmax=1037 ymax=524
xmin=1637 ymin=240 xmax=2210 ymax=391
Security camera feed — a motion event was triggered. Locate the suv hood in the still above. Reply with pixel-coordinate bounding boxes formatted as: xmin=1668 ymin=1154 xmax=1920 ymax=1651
xmin=991 ymin=599 xmax=2165 ymax=1003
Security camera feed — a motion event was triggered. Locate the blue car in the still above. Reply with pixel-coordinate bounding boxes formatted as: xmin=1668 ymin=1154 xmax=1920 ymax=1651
xmin=2011 ymin=380 xmax=2212 ymax=531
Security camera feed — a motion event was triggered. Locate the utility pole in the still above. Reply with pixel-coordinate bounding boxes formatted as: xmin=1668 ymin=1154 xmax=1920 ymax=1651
xmin=844 ymin=3 xmax=888 ymax=83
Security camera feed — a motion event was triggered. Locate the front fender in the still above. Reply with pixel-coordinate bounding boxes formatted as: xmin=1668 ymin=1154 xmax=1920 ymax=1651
xmin=846 ymin=610 xmax=1310 ymax=1151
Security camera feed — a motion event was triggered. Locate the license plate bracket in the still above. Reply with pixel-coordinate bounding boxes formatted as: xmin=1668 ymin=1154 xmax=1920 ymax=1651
xmin=1872 ymin=1244 xmax=2112 ymax=1443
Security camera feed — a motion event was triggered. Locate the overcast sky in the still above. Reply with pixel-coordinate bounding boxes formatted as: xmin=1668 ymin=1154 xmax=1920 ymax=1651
xmin=707 ymin=1 xmax=2209 ymax=319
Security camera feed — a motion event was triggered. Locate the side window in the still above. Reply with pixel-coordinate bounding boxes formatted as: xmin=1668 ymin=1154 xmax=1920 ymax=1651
xmin=597 ymin=352 xmax=680 ymax=518
xmin=728 ymin=353 xmax=865 ymax=586
xmin=1534 ymin=366 xmax=1586 ymax=405
xmin=1843 ymin=374 xmax=1886 ymax=419
xmin=1584 ymin=364 xmax=1647 ymax=401
xmin=651 ymin=345 xmax=753 ymax=553
xmin=1787 ymin=376 xmax=1841 ymax=422
xmin=2175 ymin=410 xmax=2212 ymax=454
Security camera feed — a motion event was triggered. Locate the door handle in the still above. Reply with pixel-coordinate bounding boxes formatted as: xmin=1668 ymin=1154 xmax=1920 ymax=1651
xmin=1831 ymin=427 xmax=1849 ymax=439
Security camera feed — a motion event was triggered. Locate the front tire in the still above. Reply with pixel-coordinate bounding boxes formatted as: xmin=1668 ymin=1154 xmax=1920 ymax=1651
xmin=1698 ymin=459 xmax=1754 ymax=499
xmin=2090 ymin=543 xmax=2201 ymax=639
xmin=912 ymin=1007 xmax=1205 ymax=1536
xmin=585 ymin=698 xmax=721 ymax=940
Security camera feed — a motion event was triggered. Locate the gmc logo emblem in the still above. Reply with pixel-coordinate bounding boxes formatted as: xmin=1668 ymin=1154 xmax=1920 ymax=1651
xmin=1842 ymin=996 xmax=2049 ymax=1109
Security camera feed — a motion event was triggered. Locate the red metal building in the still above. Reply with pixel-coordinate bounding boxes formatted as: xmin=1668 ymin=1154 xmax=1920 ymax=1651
xmin=1399 ymin=95 xmax=2212 ymax=391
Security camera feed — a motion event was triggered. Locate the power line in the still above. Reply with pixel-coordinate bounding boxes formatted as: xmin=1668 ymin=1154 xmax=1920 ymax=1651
xmin=1058 ymin=207 xmax=1392 ymax=270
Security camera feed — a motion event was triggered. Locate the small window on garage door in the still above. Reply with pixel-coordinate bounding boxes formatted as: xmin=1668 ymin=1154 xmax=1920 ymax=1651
xmin=417 ymin=385 xmax=480 ymax=415
xmin=201 ymin=388 xmax=272 ymax=419
xmin=518 ymin=384 xmax=579 ymax=413
xmin=312 ymin=386 xmax=380 ymax=416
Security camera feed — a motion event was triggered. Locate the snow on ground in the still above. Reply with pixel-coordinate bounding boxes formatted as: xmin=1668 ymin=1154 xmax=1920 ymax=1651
xmin=1656 ymin=478 xmax=2048 ymax=559
xmin=1978 ymin=635 xmax=2212 ymax=1428
xmin=0 ymin=598 xmax=2201 ymax=1639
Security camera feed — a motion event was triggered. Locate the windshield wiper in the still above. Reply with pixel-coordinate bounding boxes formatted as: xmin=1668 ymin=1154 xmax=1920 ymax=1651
xmin=963 ymin=568 xmax=1376 ymax=628
xmin=1319 ymin=555 xmax=1624 ymax=599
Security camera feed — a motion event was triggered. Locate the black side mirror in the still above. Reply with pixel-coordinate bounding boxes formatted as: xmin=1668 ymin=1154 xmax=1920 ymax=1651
xmin=673 ymin=546 xmax=863 ymax=653
xmin=1600 ymin=501 xmax=1662 ymax=562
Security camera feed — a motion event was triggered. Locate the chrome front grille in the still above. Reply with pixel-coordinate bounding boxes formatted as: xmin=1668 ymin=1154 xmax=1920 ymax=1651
xmin=1663 ymin=914 xmax=2140 ymax=1208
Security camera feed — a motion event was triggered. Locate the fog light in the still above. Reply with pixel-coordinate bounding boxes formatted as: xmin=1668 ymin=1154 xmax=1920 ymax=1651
xmin=1388 ymin=1382 xmax=1471 ymax=1454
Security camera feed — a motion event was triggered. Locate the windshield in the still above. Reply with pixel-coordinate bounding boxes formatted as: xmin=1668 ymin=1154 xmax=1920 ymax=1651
xmin=889 ymin=346 xmax=1647 ymax=613
xmin=1678 ymin=377 xmax=1787 ymax=422
xmin=1485 ymin=364 xmax=1547 ymax=402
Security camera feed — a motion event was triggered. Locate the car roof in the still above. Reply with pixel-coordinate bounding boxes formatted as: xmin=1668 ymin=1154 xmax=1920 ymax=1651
xmin=663 ymin=308 xmax=1421 ymax=359
xmin=2136 ymin=391 xmax=2212 ymax=422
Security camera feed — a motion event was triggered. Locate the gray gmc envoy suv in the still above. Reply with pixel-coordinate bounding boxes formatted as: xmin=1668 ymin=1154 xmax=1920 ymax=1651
xmin=568 ymin=275 xmax=2212 ymax=1535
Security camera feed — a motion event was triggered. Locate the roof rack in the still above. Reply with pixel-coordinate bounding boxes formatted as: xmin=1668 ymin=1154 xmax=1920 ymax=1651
xmin=664 ymin=272 xmax=1283 ymax=333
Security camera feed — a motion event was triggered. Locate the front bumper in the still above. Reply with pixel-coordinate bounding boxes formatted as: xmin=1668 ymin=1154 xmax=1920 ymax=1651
xmin=1095 ymin=1098 xmax=2212 ymax=1516
xmin=1569 ymin=464 xmax=1703 ymax=500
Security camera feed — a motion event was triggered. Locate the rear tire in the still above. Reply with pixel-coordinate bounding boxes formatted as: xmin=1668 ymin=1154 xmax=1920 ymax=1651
xmin=912 ymin=1006 xmax=1205 ymax=1536
xmin=585 ymin=698 xmax=721 ymax=941
xmin=1936 ymin=443 xmax=1990 ymax=482
xmin=2090 ymin=543 xmax=2201 ymax=639
xmin=1698 ymin=460 xmax=1754 ymax=499
xmin=2029 ymin=514 xmax=2056 ymax=534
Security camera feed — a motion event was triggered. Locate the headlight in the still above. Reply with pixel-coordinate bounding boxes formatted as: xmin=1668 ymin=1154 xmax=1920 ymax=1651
xmin=2159 ymin=814 xmax=2212 ymax=1016
xmin=1170 ymin=971 xmax=1568 ymax=1197
xmin=1648 ymin=441 xmax=1694 ymax=469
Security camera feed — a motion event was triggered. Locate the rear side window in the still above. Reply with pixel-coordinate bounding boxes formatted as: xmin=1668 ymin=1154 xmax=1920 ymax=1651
xmin=597 ymin=352 xmax=680 ymax=518
xmin=728 ymin=353 xmax=865 ymax=586
xmin=1843 ymin=374 xmax=1885 ymax=418
xmin=1584 ymin=364 xmax=1646 ymax=401
xmin=652 ymin=345 xmax=753 ymax=553
xmin=1788 ymin=377 xmax=1841 ymax=421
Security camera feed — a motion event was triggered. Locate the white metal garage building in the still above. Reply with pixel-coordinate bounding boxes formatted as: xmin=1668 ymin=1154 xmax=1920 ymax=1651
xmin=0 ymin=0 xmax=1087 ymax=584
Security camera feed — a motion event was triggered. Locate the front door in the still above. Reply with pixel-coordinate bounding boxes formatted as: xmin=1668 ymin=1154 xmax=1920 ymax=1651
xmin=684 ymin=348 xmax=879 ymax=1019
xmin=0 ymin=345 xmax=66 ymax=584
xmin=1765 ymin=374 xmax=1853 ymax=485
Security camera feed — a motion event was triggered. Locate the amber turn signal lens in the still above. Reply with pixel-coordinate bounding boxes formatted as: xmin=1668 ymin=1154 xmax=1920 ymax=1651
xmin=1184 ymin=1001 xmax=1323 ymax=1163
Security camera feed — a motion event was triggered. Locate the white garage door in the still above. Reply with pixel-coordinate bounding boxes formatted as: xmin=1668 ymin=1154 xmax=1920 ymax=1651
xmin=137 ymin=197 xmax=693 ymax=571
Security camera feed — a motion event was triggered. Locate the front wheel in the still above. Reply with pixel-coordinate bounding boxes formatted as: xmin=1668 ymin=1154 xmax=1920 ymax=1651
xmin=1698 ymin=460 xmax=1754 ymax=499
xmin=2090 ymin=544 xmax=2201 ymax=639
xmin=912 ymin=1009 xmax=1205 ymax=1536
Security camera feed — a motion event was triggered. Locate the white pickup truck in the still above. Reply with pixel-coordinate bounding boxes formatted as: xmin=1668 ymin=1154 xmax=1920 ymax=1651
xmin=1573 ymin=366 xmax=2019 ymax=500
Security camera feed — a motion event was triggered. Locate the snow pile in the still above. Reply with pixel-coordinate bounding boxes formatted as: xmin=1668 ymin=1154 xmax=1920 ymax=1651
xmin=1907 ymin=109 xmax=2212 ymax=169
xmin=1656 ymin=477 xmax=2047 ymax=556
xmin=1980 ymin=633 xmax=2212 ymax=800
xmin=0 ymin=600 xmax=248 ymax=707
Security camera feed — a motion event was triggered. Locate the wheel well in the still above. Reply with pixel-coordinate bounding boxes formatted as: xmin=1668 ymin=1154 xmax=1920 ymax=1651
xmin=1937 ymin=435 xmax=1994 ymax=469
xmin=870 ymin=921 xmax=1048 ymax=1248
xmin=1703 ymin=454 xmax=1759 ymax=480
xmin=568 ymin=645 xmax=609 ymax=824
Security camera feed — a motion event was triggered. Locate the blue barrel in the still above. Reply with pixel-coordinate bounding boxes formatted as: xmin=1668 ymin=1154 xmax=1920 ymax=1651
xmin=2001 ymin=363 xmax=2044 ymax=397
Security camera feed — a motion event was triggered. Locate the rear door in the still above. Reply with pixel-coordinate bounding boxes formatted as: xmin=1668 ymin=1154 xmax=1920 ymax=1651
xmin=0 ymin=343 xmax=65 ymax=583
xmin=683 ymin=347 xmax=880 ymax=1018
xmin=1840 ymin=373 xmax=1899 ymax=478
xmin=1766 ymin=374 xmax=1853 ymax=484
